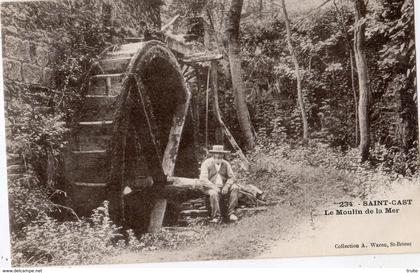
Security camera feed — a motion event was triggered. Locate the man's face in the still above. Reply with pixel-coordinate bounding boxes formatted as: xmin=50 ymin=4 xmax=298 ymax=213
xmin=213 ymin=153 xmax=223 ymax=164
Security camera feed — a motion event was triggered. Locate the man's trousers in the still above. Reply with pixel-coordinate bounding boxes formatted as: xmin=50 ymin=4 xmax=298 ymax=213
xmin=206 ymin=184 xmax=239 ymax=219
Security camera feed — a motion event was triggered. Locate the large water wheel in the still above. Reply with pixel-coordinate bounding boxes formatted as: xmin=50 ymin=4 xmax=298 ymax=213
xmin=64 ymin=40 xmax=198 ymax=233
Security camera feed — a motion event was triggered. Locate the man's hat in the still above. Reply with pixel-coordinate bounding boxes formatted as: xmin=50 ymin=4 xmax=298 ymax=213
xmin=209 ymin=145 xmax=230 ymax=154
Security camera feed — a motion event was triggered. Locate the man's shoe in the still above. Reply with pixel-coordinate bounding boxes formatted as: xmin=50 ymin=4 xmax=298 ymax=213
xmin=209 ymin=217 xmax=221 ymax=223
xmin=229 ymin=214 xmax=238 ymax=222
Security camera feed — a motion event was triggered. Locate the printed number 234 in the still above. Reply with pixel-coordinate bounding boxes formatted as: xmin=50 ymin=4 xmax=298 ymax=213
xmin=338 ymin=201 xmax=353 ymax=207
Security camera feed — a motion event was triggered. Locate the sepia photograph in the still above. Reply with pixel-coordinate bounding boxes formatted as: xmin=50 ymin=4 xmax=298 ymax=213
xmin=0 ymin=0 xmax=419 ymax=267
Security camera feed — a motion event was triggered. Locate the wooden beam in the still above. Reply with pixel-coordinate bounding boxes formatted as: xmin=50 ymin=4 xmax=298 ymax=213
xmin=164 ymin=32 xmax=195 ymax=56
xmin=73 ymin=182 xmax=107 ymax=187
xmin=165 ymin=176 xmax=220 ymax=193
xmin=182 ymin=53 xmax=223 ymax=64
xmin=167 ymin=176 xmax=199 ymax=189
xmin=78 ymin=120 xmax=113 ymax=126
xmin=161 ymin=14 xmax=181 ymax=32
xmin=90 ymin=73 xmax=123 ymax=79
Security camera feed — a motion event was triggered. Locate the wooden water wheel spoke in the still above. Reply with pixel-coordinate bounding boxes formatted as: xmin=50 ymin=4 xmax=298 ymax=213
xmin=132 ymin=74 xmax=163 ymax=165
xmin=182 ymin=64 xmax=194 ymax=78
xmin=126 ymin=89 xmax=165 ymax=183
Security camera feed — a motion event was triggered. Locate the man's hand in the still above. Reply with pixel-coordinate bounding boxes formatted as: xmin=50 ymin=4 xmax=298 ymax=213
xmin=221 ymin=185 xmax=229 ymax=195
xmin=201 ymin=179 xmax=220 ymax=193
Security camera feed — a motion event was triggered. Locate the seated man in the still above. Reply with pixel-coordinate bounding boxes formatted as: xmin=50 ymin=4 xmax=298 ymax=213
xmin=199 ymin=145 xmax=239 ymax=223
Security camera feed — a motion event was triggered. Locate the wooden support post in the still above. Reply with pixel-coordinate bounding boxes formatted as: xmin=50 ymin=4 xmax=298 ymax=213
xmin=147 ymin=198 xmax=168 ymax=233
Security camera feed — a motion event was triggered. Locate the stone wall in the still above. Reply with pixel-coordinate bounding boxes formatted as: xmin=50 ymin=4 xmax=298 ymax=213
xmin=2 ymin=2 xmax=55 ymax=87
xmin=1 ymin=0 xmax=161 ymax=90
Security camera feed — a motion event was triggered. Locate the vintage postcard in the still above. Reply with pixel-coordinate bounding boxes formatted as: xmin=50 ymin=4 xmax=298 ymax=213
xmin=0 ymin=0 xmax=419 ymax=267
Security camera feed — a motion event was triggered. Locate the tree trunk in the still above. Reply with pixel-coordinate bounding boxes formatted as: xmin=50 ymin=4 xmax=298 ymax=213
xmin=211 ymin=61 xmax=250 ymax=170
xmin=259 ymin=0 xmax=263 ymax=20
xmin=353 ymin=0 xmax=370 ymax=162
xmin=333 ymin=0 xmax=359 ymax=146
xmin=225 ymin=0 xmax=255 ymax=150
xmin=211 ymin=61 xmax=225 ymax=144
xmin=281 ymin=0 xmax=309 ymax=140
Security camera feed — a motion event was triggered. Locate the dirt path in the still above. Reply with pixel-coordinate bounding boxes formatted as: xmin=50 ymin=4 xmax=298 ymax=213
xmin=106 ymin=203 xmax=307 ymax=264
xmin=105 ymin=182 xmax=420 ymax=265
xmin=259 ymin=183 xmax=420 ymax=259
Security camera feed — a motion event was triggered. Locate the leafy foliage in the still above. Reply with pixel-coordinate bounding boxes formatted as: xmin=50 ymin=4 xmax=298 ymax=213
xmin=237 ymin=140 xmax=418 ymax=209
xmin=8 ymin=171 xmax=56 ymax=235
xmin=12 ymin=201 xmax=123 ymax=266
xmin=232 ymin=1 xmax=417 ymax=168
xmin=12 ymin=201 xmax=207 ymax=266
xmin=6 ymin=0 xmax=127 ymax=264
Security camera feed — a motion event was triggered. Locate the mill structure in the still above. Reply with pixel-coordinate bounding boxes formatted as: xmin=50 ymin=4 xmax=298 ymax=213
xmin=63 ymin=17 xmax=224 ymax=233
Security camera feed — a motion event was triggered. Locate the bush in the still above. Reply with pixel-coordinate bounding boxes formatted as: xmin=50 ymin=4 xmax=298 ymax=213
xmin=11 ymin=201 xmax=124 ymax=266
xmin=236 ymin=141 xmax=418 ymax=206
xmin=11 ymin=199 xmax=208 ymax=266
xmin=371 ymin=142 xmax=419 ymax=176
xmin=8 ymin=171 xmax=56 ymax=235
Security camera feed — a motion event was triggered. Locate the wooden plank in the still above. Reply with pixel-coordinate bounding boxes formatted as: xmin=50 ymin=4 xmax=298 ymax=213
xmin=124 ymin=37 xmax=143 ymax=43
xmin=7 ymin=165 xmax=25 ymax=175
xmin=73 ymin=182 xmax=107 ymax=187
xmin=72 ymin=150 xmax=107 ymax=154
xmin=7 ymin=153 xmax=21 ymax=165
xmin=180 ymin=209 xmax=208 ymax=217
xmin=91 ymin=73 xmax=123 ymax=79
xmin=107 ymin=42 xmax=143 ymax=56
xmin=99 ymin=56 xmax=132 ymax=74
xmin=85 ymin=95 xmax=118 ymax=98
xmin=79 ymin=120 xmax=113 ymax=125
